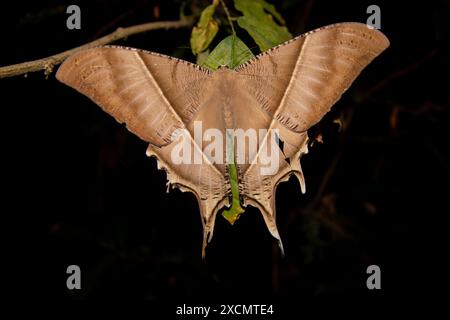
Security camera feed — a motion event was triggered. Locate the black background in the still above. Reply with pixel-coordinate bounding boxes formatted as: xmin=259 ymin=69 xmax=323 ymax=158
xmin=1 ymin=0 xmax=448 ymax=315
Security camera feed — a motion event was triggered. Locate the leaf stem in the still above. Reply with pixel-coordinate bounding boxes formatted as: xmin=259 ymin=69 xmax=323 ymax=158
xmin=220 ymin=0 xmax=236 ymax=35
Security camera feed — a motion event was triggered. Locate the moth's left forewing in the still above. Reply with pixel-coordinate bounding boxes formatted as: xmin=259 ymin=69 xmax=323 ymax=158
xmin=56 ymin=46 xmax=212 ymax=147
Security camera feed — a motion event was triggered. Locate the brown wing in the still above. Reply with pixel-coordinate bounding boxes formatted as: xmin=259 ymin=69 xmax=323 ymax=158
xmin=237 ymin=22 xmax=390 ymax=134
xmin=235 ymin=23 xmax=389 ymax=250
xmin=57 ymin=46 xmax=229 ymax=258
xmin=56 ymin=46 xmax=211 ymax=147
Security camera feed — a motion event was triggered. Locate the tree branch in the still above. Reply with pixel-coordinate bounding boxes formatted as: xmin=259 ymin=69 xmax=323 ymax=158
xmin=0 ymin=18 xmax=193 ymax=79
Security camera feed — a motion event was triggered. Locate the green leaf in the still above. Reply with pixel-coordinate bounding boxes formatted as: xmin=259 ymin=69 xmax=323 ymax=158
xmin=190 ymin=1 xmax=220 ymax=55
xmin=201 ymin=35 xmax=253 ymax=223
xmin=197 ymin=1 xmax=218 ymax=29
xmin=233 ymin=0 xmax=292 ymax=52
xmin=222 ymin=130 xmax=245 ymax=225
xmin=202 ymin=35 xmax=254 ymax=70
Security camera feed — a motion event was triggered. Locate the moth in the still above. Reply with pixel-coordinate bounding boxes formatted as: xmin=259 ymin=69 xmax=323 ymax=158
xmin=56 ymin=22 xmax=389 ymax=257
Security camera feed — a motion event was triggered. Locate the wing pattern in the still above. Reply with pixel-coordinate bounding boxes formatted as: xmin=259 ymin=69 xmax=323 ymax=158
xmin=57 ymin=23 xmax=389 ymax=256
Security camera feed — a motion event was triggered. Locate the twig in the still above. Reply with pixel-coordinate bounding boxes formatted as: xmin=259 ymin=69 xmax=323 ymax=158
xmin=0 ymin=18 xmax=193 ymax=79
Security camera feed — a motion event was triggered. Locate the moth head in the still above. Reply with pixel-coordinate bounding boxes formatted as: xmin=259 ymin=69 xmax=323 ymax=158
xmin=212 ymin=65 xmax=236 ymax=78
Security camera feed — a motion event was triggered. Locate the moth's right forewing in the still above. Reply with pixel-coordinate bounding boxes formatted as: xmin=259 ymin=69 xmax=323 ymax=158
xmin=237 ymin=22 xmax=390 ymax=133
